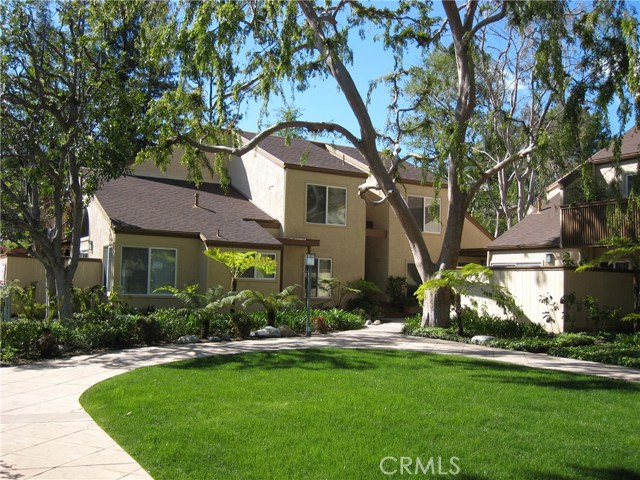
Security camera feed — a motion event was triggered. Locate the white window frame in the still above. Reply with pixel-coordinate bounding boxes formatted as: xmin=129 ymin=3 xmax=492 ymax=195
xmin=407 ymin=195 xmax=441 ymax=234
xmin=240 ymin=252 xmax=277 ymax=280
xmin=120 ymin=246 xmax=177 ymax=295
xmin=305 ymin=184 xmax=348 ymax=226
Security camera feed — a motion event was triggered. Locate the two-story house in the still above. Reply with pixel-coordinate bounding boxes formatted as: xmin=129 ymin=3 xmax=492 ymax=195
xmin=483 ymin=126 xmax=639 ymax=331
xmin=4 ymin=133 xmax=493 ymax=310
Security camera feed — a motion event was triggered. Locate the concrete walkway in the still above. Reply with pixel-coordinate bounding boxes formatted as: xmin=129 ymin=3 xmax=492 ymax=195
xmin=2 ymin=321 xmax=639 ymax=479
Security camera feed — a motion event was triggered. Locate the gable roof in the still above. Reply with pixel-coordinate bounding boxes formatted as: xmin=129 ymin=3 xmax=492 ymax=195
xmin=551 ymin=126 xmax=640 ymax=190
xmin=240 ymin=133 xmax=367 ymax=178
xmin=96 ymin=176 xmax=281 ymax=247
xmin=487 ymin=194 xmax=562 ymax=251
xmin=323 ymin=143 xmax=436 ymax=184
xmin=591 ymin=126 xmax=640 ymax=163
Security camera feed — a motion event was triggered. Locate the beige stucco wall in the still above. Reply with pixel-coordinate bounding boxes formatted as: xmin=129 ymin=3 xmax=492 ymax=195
xmin=133 ymin=147 xmax=222 ymax=184
xmin=465 ymin=267 xmax=634 ymax=332
xmin=283 ymin=169 xmax=367 ymax=287
xmin=384 ymin=185 xmax=491 ymax=278
xmin=2 ymin=255 xmax=101 ymax=312
xmin=228 ymin=150 xmax=286 ymax=227
xmin=85 ymin=198 xmax=116 ymax=262
xmin=597 ymin=158 xmax=639 ymax=196
xmin=113 ymin=233 xmax=208 ymax=309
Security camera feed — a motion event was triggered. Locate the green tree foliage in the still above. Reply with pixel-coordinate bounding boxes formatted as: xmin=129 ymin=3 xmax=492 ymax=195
xmin=139 ymin=0 xmax=638 ymax=328
xmin=1 ymin=0 xmax=172 ymax=320
xmin=227 ymin=284 xmax=302 ymax=327
xmin=156 ymin=283 xmax=232 ymax=338
xmin=203 ymin=249 xmax=277 ymax=292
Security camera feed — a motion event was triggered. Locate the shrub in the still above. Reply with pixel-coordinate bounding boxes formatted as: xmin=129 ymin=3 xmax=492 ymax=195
xmin=151 ymin=308 xmax=200 ymax=342
xmin=488 ymin=338 xmax=553 ymax=353
xmin=386 ymin=276 xmax=408 ymax=311
xmin=547 ymin=344 xmax=640 ymax=368
xmin=135 ymin=317 xmax=161 ymax=345
xmin=323 ymin=308 xmax=365 ymax=331
xmin=552 ymin=333 xmax=598 ymax=348
xmin=346 ymin=279 xmax=381 ymax=317
xmin=230 ymin=313 xmax=259 ymax=338
xmin=1 ymin=318 xmax=40 ymax=360
xmin=67 ymin=314 xmax=139 ymax=350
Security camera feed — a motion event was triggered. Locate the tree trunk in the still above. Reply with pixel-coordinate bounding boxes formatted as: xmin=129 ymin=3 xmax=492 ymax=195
xmin=267 ymin=309 xmax=276 ymax=327
xmin=54 ymin=270 xmax=74 ymax=321
xmin=421 ymin=287 xmax=452 ymax=328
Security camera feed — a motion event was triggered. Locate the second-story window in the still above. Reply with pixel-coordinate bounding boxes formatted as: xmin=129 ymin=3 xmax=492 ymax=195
xmin=306 ymin=184 xmax=347 ymax=225
xmin=407 ymin=196 xmax=441 ymax=234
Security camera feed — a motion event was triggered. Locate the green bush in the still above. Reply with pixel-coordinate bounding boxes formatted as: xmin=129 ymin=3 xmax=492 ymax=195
xmin=66 ymin=314 xmax=139 ymax=350
xmin=1 ymin=318 xmax=41 ymax=361
xmin=230 ymin=313 xmax=260 ymax=338
xmin=488 ymin=338 xmax=553 ymax=353
xmin=461 ymin=311 xmax=546 ymax=339
xmin=547 ymin=344 xmax=640 ymax=368
xmin=403 ymin=312 xmax=546 ymax=340
xmin=150 ymin=308 xmax=200 ymax=342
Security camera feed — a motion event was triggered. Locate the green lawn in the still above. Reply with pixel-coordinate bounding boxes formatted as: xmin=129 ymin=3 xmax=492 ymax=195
xmin=80 ymin=349 xmax=640 ymax=480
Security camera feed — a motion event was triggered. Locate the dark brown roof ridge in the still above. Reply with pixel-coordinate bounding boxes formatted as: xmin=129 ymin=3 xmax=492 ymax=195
xmin=239 ymin=132 xmax=367 ymax=177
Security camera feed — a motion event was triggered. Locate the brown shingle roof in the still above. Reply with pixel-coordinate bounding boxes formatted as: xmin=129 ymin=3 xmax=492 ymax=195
xmin=550 ymin=126 xmax=640 ymax=190
xmin=322 ymin=143 xmax=436 ymax=184
xmin=591 ymin=126 xmax=640 ymax=163
xmin=96 ymin=176 xmax=281 ymax=247
xmin=241 ymin=133 xmax=367 ymax=177
xmin=487 ymin=194 xmax=562 ymax=250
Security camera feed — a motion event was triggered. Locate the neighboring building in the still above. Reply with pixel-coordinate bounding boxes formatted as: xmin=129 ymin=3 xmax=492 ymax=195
xmin=482 ymin=127 xmax=639 ymax=331
xmin=66 ymin=133 xmax=491 ymax=309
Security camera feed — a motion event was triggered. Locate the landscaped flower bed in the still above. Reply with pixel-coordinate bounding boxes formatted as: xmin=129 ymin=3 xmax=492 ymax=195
xmin=403 ymin=314 xmax=640 ymax=369
xmin=0 ymin=307 xmax=365 ymax=364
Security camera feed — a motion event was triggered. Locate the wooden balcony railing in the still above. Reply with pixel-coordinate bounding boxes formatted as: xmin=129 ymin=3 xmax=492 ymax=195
xmin=561 ymin=199 xmax=640 ymax=247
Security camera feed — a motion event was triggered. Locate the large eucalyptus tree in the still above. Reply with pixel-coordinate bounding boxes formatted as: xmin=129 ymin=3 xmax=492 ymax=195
xmin=141 ymin=0 xmax=639 ymax=327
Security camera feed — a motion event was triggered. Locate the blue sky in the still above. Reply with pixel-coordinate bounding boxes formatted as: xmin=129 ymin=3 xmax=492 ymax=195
xmin=238 ymin=1 xmax=639 ymax=145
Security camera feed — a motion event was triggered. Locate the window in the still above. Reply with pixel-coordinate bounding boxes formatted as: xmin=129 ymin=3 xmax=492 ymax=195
xmin=626 ymin=174 xmax=639 ymax=197
xmin=121 ymin=247 xmax=176 ymax=294
xmin=80 ymin=208 xmax=90 ymax=238
xmin=103 ymin=245 xmax=114 ymax=292
xmin=306 ymin=184 xmax=347 ymax=225
xmin=308 ymin=258 xmax=333 ymax=297
xmin=407 ymin=196 xmax=440 ymax=233
xmin=241 ymin=253 xmax=277 ymax=279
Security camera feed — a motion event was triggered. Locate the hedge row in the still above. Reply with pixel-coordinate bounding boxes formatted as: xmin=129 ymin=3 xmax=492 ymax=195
xmin=0 ymin=307 xmax=365 ymax=363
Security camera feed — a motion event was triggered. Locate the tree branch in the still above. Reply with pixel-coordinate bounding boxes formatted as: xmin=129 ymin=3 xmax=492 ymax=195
xmin=179 ymin=121 xmax=361 ymax=157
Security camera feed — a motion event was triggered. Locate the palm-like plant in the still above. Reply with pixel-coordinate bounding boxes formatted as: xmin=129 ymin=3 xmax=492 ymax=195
xmin=156 ymin=284 xmax=231 ymax=338
xmin=228 ymin=285 xmax=302 ymax=327
xmin=204 ymin=249 xmax=277 ymax=292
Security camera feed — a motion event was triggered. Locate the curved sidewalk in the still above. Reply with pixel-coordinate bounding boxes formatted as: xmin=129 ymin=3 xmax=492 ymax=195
xmin=2 ymin=321 xmax=639 ymax=479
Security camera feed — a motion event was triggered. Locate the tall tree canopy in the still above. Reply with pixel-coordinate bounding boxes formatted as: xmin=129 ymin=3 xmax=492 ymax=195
xmin=1 ymin=0 xmax=172 ymax=319
xmin=141 ymin=0 xmax=639 ymax=327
